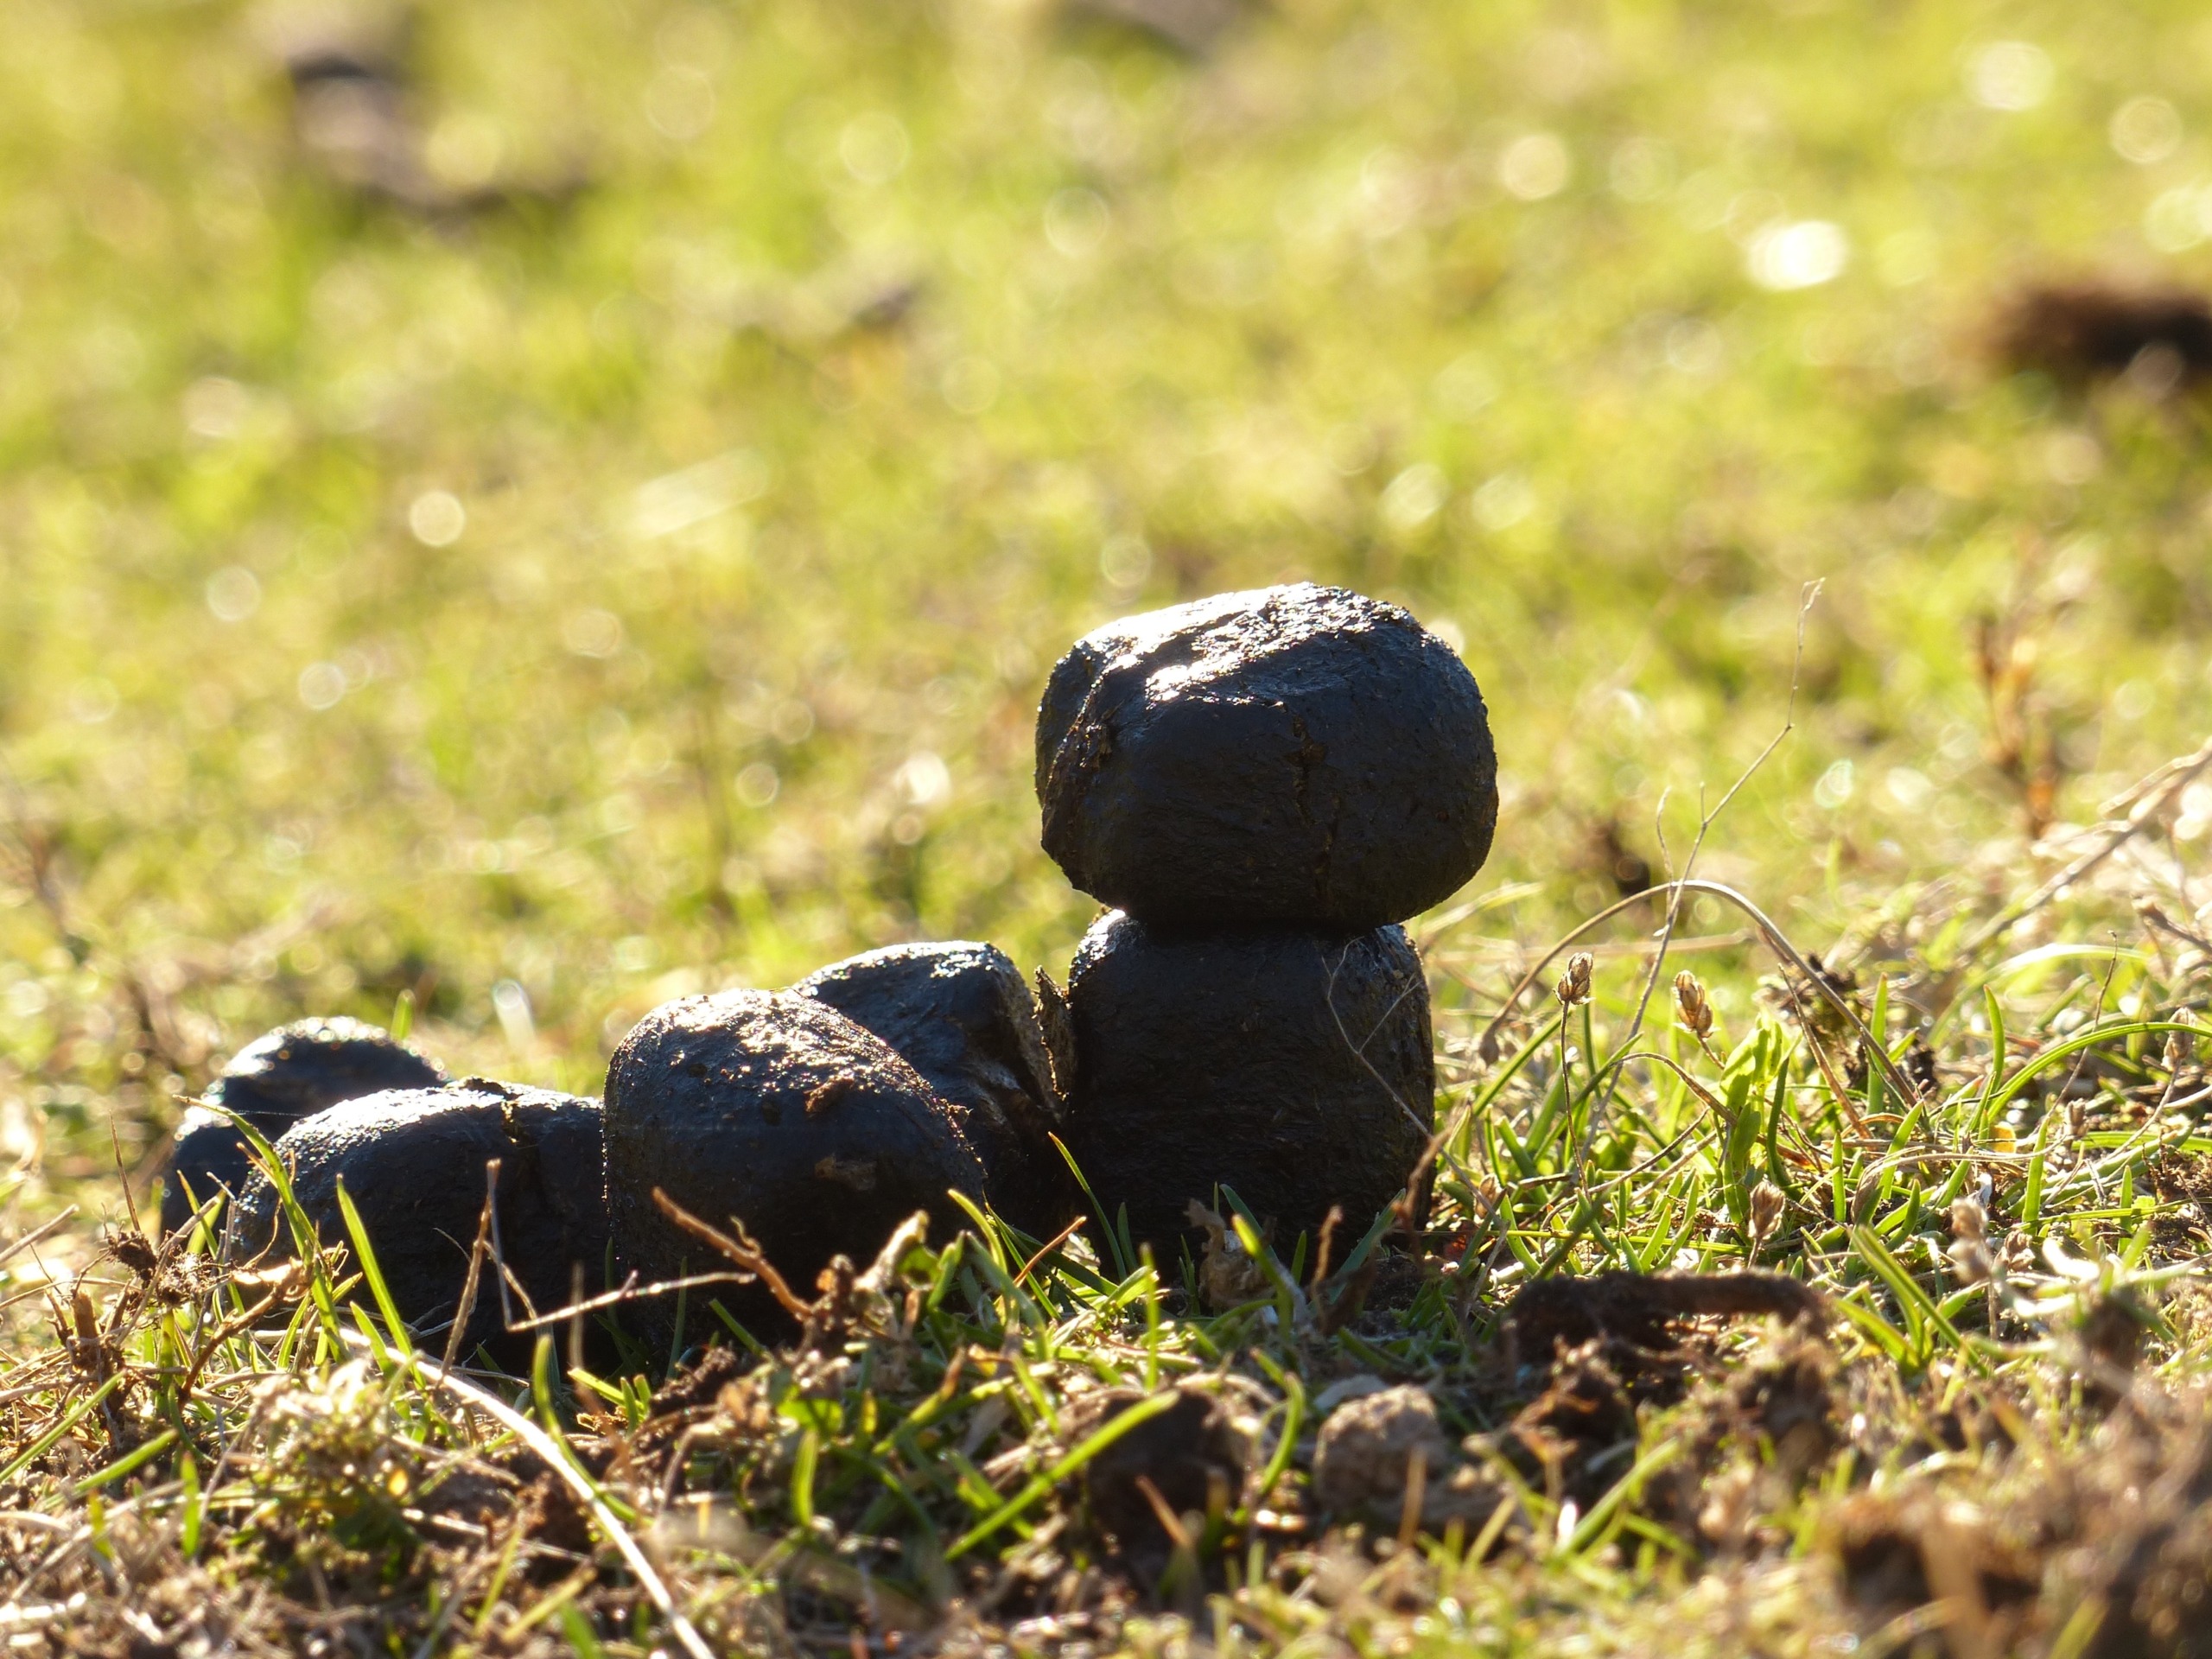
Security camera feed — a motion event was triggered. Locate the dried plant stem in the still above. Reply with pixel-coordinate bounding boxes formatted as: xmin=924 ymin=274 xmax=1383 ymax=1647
xmin=1955 ymin=732 xmax=2212 ymax=960
xmin=0 ymin=1209 xmax=78 ymax=1272
xmin=651 ymin=1188 xmax=811 ymax=1321
xmin=1443 ymin=877 xmax=1921 ymax=1173
xmin=385 ymin=1344 xmax=715 ymax=1659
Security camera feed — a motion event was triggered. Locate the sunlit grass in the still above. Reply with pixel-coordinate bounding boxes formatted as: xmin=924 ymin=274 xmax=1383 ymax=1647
xmin=9 ymin=0 xmax=2212 ymax=1648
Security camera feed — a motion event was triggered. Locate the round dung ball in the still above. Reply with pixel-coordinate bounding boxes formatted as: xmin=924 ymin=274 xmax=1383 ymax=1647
xmin=603 ymin=990 xmax=988 ymax=1344
xmin=226 ymin=1081 xmax=607 ymax=1367
xmin=1035 ymin=582 xmax=1497 ymax=931
xmin=1060 ymin=911 xmax=1433 ymax=1255
xmin=162 ymin=1016 xmax=445 ymax=1236
xmin=793 ymin=941 xmax=1077 ymax=1237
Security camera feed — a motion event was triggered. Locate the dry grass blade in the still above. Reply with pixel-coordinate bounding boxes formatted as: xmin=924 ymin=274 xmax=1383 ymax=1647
xmin=1439 ymin=876 xmax=1918 ymax=1173
xmin=502 ymin=1268 xmax=760 ymax=1332
xmin=0 ymin=1209 xmax=77 ymax=1271
xmin=384 ymin=1344 xmax=715 ymax=1659
xmin=1955 ymin=732 xmax=2212 ymax=959
xmin=437 ymin=1161 xmax=499 ymax=1381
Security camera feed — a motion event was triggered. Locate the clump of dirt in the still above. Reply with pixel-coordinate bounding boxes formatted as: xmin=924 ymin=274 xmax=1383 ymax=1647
xmin=2147 ymin=1152 xmax=2212 ymax=1250
xmin=2075 ymin=1292 xmax=2150 ymax=1414
xmin=1491 ymin=1346 xmax=1641 ymax=1511
xmin=1990 ymin=280 xmax=2212 ymax=389
xmin=2058 ymin=1417 xmax=2212 ymax=1658
xmin=1825 ymin=1490 xmax=2042 ymax=1640
xmin=1718 ymin=1337 xmax=1840 ymax=1478
xmin=1501 ymin=1269 xmax=1826 ymax=1369
xmin=1638 ymin=1334 xmax=1842 ymax=1553
xmin=1073 ymin=1385 xmax=1249 ymax=1553
xmin=1806 ymin=1396 xmax=2212 ymax=1657
xmin=1312 ymin=1384 xmax=1500 ymax=1533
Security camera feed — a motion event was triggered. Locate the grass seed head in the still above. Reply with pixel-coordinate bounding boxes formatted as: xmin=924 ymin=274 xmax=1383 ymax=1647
xmin=1557 ymin=951 xmax=1594 ymax=1010
xmin=1749 ymin=1179 xmax=1785 ymax=1249
xmin=1675 ymin=970 xmax=1714 ymax=1041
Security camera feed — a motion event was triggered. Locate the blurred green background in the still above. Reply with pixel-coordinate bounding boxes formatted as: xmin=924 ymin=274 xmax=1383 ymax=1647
xmin=3 ymin=0 xmax=2209 ymax=1192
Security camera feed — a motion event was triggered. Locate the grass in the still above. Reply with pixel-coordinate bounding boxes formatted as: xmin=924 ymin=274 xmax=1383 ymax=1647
xmin=9 ymin=0 xmax=2212 ymax=1650
xmin=10 ymin=841 xmax=2212 ymax=1654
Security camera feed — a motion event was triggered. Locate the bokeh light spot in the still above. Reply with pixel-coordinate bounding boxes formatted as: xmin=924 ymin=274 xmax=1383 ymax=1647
xmin=1966 ymin=41 xmax=2052 ymax=112
xmin=409 ymin=490 xmax=467 ymax=547
xmin=1499 ymin=133 xmax=1573 ymax=200
xmin=1748 ymin=220 xmax=1849 ymax=290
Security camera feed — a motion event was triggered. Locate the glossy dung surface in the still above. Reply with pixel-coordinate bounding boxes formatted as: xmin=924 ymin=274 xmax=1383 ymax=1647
xmin=1036 ymin=583 xmax=1497 ymax=931
xmin=794 ymin=940 xmax=1076 ymax=1236
xmin=227 ymin=1081 xmax=606 ymax=1364
xmin=1061 ymin=910 xmax=1434 ymax=1254
xmin=603 ymin=989 xmax=987 ymax=1342
xmin=162 ymin=1017 xmax=445 ymax=1235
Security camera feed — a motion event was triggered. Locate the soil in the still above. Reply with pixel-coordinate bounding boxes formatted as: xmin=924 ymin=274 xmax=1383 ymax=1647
xmin=1501 ymin=1269 xmax=1826 ymax=1367
xmin=1060 ymin=911 xmax=1433 ymax=1255
xmin=1311 ymin=1383 xmax=1500 ymax=1530
xmin=1034 ymin=583 xmax=1497 ymax=931
xmin=1072 ymin=1384 xmax=1249 ymax=1552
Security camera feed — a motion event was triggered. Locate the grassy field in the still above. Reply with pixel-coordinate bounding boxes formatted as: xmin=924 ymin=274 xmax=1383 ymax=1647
xmin=8 ymin=0 xmax=2212 ymax=1650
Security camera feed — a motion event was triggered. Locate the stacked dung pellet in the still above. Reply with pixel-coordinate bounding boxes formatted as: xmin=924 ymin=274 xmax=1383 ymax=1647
xmin=1033 ymin=582 xmax=1498 ymax=1256
xmin=181 ymin=580 xmax=1495 ymax=1363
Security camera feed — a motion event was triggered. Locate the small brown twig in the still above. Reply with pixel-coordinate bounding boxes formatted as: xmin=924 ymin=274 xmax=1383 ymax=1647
xmin=650 ymin=1189 xmax=810 ymax=1321
xmin=178 ymin=1272 xmax=297 ymax=1407
xmin=1014 ymin=1217 xmax=1087 ymax=1288
xmin=440 ymin=1166 xmax=499 ymax=1382
xmin=502 ymin=1270 xmax=761 ymax=1333
xmin=0 ymin=1208 xmax=79 ymax=1272
xmin=1307 ymin=1205 xmax=1343 ymax=1297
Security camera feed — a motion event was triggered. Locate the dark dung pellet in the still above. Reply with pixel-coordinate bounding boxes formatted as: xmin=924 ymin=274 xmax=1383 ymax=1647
xmin=602 ymin=989 xmax=988 ymax=1344
xmin=162 ymin=1016 xmax=445 ymax=1236
xmin=792 ymin=941 xmax=1077 ymax=1237
xmin=226 ymin=1082 xmax=607 ymax=1366
xmin=1060 ymin=911 xmax=1433 ymax=1255
xmin=1035 ymin=582 xmax=1497 ymax=931
xmin=1076 ymin=1384 xmax=1249 ymax=1552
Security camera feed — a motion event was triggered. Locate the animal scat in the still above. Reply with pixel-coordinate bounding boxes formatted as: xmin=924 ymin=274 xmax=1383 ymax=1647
xmin=160 ymin=1017 xmax=445 ymax=1236
xmin=1033 ymin=968 xmax=1077 ymax=1101
xmin=805 ymin=1075 xmax=858 ymax=1116
xmin=792 ymin=942 xmax=1078 ymax=1236
xmin=226 ymin=1083 xmax=607 ymax=1368
xmin=603 ymin=989 xmax=985 ymax=1343
xmin=1060 ymin=912 xmax=1433 ymax=1253
xmin=813 ymin=1154 xmax=880 ymax=1192
xmin=1033 ymin=583 xmax=1497 ymax=930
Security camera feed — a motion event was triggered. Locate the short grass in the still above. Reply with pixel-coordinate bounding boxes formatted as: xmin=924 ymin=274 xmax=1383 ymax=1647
xmin=8 ymin=0 xmax=2212 ymax=1650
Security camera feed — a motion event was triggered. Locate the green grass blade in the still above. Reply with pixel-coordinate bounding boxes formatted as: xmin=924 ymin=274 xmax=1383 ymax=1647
xmin=946 ymin=1389 xmax=1181 ymax=1560
xmin=335 ymin=1178 xmax=413 ymax=1361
